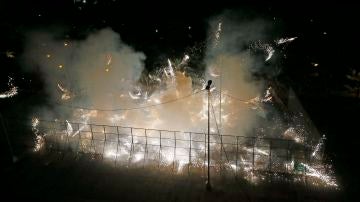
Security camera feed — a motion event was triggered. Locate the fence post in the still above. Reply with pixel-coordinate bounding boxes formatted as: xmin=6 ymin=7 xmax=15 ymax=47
xmin=90 ymin=124 xmax=94 ymax=159
xmin=65 ymin=122 xmax=70 ymax=152
xmin=129 ymin=127 xmax=134 ymax=167
xmin=173 ymin=131 xmax=176 ymax=172
xmin=54 ymin=122 xmax=59 ymax=153
xmin=286 ymin=140 xmax=290 ymax=172
xmin=102 ymin=126 xmax=106 ymax=161
xmin=269 ymin=140 xmax=272 ymax=172
xmin=115 ymin=126 xmax=120 ymax=167
xmin=252 ymin=137 xmax=255 ymax=172
xmin=76 ymin=123 xmax=81 ymax=159
xmin=189 ymin=132 xmax=192 ymax=176
xmin=304 ymin=143 xmax=308 ymax=186
xmin=220 ymin=133 xmax=223 ymax=175
xmin=143 ymin=129 xmax=147 ymax=168
xmin=236 ymin=136 xmax=239 ymax=177
xmin=159 ymin=130 xmax=162 ymax=168
xmin=204 ymin=133 xmax=207 ymax=176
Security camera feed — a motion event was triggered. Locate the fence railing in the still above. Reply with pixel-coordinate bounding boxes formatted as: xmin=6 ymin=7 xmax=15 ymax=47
xmin=4 ymin=118 xmax=322 ymax=181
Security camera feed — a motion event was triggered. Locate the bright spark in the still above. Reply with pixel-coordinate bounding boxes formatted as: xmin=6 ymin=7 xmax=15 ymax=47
xmin=0 ymin=77 xmax=18 ymax=99
xmin=32 ymin=117 xmax=44 ymax=152
xmin=265 ymin=46 xmax=275 ymax=61
xmin=107 ymin=54 xmax=112 ymax=65
xmin=276 ymin=37 xmax=297 ymax=44
xmin=312 ymin=63 xmax=319 ymax=67
xmin=6 ymin=51 xmax=15 ymax=58
xmin=57 ymin=83 xmax=71 ymax=100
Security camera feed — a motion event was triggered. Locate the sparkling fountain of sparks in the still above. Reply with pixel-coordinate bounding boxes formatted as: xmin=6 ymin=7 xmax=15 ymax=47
xmin=301 ymin=163 xmax=338 ymax=188
xmin=0 ymin=77 xmax=18 ymax=99
xmin=32 ymin=117 xmax=45 ymax=152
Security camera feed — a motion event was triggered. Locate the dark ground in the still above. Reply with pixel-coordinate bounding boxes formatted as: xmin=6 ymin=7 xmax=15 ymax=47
xmin=1 ymin=152 xmax=341 ymax=202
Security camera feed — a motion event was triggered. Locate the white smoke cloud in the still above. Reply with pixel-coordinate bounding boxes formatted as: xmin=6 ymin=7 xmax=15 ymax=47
xmin=22 ymin=28 xmax=145 ymax=115
xmin=21 ymin=14 xmax=277 ymax=136
xmin=204 ymin=13 xmax=272 ymax=135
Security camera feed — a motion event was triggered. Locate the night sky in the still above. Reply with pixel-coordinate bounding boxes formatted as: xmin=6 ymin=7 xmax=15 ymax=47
xmin=1 ymin=0 xmax=359 ymax=200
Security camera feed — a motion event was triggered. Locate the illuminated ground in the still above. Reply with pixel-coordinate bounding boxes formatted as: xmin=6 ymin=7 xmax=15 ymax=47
xmin=2 ymin=153 xmax=341 ymax=202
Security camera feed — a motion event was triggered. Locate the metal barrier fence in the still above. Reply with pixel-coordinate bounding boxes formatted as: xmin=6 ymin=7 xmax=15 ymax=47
xmin=4 ymin=118 xmax=324 ymax=182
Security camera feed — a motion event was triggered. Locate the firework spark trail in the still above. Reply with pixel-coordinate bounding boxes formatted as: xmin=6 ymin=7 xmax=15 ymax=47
xmin=72 ymin=111 xmax=92 ymax=137
xmin=265 ymin=45 xmax=275 ymax=61
xmin=0 ymin=77 xmax=18 ymax=99
xmin=66 ymin=120 xmax=73 ymax=135
xmin=106 ymin=54 xmax=112 ymax=65
xmin=164 ymin=59 xmax=175 ymax=78
xmin=250 ymin=41 xmax=275 ymax=61
xmin=312 ymin=134 xmax=326 ymax=157
xmin=276 ymin=37 xmax=297 ymax=45
xmin=263 ymin=86 xmax=273 ymax=102
xmin=214 ymin=21 xmax=222 ymax=47
xmin=32 ymin=117 xmax=45 ymax=152
xmin=301 ymin=163 xmax=338 ymax=187
xmin=57 ymin=83 xmax=71 ymax=100
xmin=180 ymin=54 xmax=190 ymax=66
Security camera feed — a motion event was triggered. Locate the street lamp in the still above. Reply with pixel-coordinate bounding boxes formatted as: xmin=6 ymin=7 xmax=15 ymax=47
xmin=205 ymin=80 xmax=212 ymax=191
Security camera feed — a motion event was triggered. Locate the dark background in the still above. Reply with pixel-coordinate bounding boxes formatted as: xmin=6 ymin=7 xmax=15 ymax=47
xmin=0 ymin=0 xmax=359 ymax=200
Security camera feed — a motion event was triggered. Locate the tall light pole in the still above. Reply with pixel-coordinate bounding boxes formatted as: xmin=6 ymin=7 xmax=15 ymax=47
xmin=205 ymin=80 xmax=212 ymax=191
